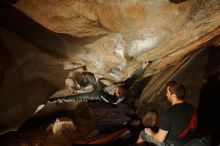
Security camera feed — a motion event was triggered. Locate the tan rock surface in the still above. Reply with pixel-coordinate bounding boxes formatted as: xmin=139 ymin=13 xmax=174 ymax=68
xmin=0 ymin=0 xmax=220 ymax=141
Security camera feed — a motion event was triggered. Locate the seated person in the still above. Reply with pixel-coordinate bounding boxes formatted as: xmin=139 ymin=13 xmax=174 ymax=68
xmin=50 ymin=66 xmax=99 ymax=98
xmin=47 ymin=66 xmax=100 ymax=98
xmin=136 ymin=81 xmax=198 ymax=146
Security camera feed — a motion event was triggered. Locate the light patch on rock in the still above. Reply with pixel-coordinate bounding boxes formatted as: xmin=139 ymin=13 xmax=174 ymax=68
xmin=84 ymin=54 xmax=105 ymax=73
xmin=34 ymin=104 xmax=46 ymax=114
xmin=47 ymin=117 xmax=76 ymax=136
xmin=102 ymin=34 xmax=127 ymax=69
xmin=63 ymin=63 xmax=76 ymax=70
xmin=63 ymin=62 xmax=84 ymax=70
xmin=109 ymin=65 xmax=126 ymax=81
xmin=145 ymin=0 xmax=166 ymax=7
xmin=129 ymin=37 xmax=158 ymax=56
xmin=113 ymin=34 xmax=125 ymax=58
xmin=94 ymin=58 xmax=105 ymax=70
xmin=128 ymin=28 xmax=169 ymax=57
xmin=104 ymin=85 xmax=118 ymax=95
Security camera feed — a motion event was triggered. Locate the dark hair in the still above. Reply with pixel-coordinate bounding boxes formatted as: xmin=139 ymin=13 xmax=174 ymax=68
xmin=116 ymin=86 xmax=128 ymax=97
xmin=166 ymin=80 xmax=185 ymax=99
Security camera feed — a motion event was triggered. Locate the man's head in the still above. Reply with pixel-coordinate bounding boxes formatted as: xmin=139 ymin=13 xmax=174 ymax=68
xmin=166 ymin=80 xmax=185 ymax=101
xmin=115 ymin=86 xmax=128 ymax=97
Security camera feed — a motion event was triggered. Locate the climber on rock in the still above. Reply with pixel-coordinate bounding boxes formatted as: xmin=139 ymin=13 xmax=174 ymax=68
xmin=34 ymin=60 xmax=153 ymax=114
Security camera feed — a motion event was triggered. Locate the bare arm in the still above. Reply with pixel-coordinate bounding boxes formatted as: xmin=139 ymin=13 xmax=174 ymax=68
xmin=145 ymin=128 xmax=168 ymax=142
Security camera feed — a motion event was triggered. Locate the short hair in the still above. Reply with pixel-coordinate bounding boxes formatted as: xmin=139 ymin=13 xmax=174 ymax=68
xmin=166 ymin=80 xmax=185 ymax=99
xmin=116 ymin=86 xmax=128 ymax=97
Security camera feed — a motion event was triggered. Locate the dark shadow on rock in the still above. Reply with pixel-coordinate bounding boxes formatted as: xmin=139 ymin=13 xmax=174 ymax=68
xmin=169 ymin=0 xmax=188 ymax=4
xmin=0 ymin=0 xmax=18 ymax=5
xmin=197 ymin=72 xmax=220 ymax=146
xmin=0 ymin=2 xmax=69 ymax=58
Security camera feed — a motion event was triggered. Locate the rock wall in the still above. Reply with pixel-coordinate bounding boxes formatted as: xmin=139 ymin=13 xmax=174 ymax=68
xmin=0 ymin=0 xmax=220 ymax=135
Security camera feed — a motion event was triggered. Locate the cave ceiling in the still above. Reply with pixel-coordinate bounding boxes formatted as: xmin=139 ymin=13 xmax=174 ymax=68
xmin=0 ymin=0 xmax=220 ymax=135
xmin=1 ymin=0 xmax=220 ymax=80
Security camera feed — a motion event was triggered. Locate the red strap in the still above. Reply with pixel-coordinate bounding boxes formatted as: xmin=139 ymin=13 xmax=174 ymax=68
xmin=178 ymin=112 xmax=198 ymax=138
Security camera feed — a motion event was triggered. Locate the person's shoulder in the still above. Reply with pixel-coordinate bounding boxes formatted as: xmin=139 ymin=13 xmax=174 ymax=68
xmin=177 ymin=102 xmax=195 ymax=114
xmin=163 ymin=106 xmax=173 ymax=115
xmin=165 ymin=103 xmax=184 ymax=112
xmin=183 ymin=102 xmax=194 ymax=109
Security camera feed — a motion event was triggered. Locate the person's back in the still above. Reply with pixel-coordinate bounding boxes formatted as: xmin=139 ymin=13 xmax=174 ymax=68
xmin=161 ymin=102 xmax=197 ymax=145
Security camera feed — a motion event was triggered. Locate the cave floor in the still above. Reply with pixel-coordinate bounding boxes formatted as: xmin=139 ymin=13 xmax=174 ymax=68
xmin=0 ymin=101 xmax=140 ymax=146
xmin=0 ymin=100 xmax=219 ymax=146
